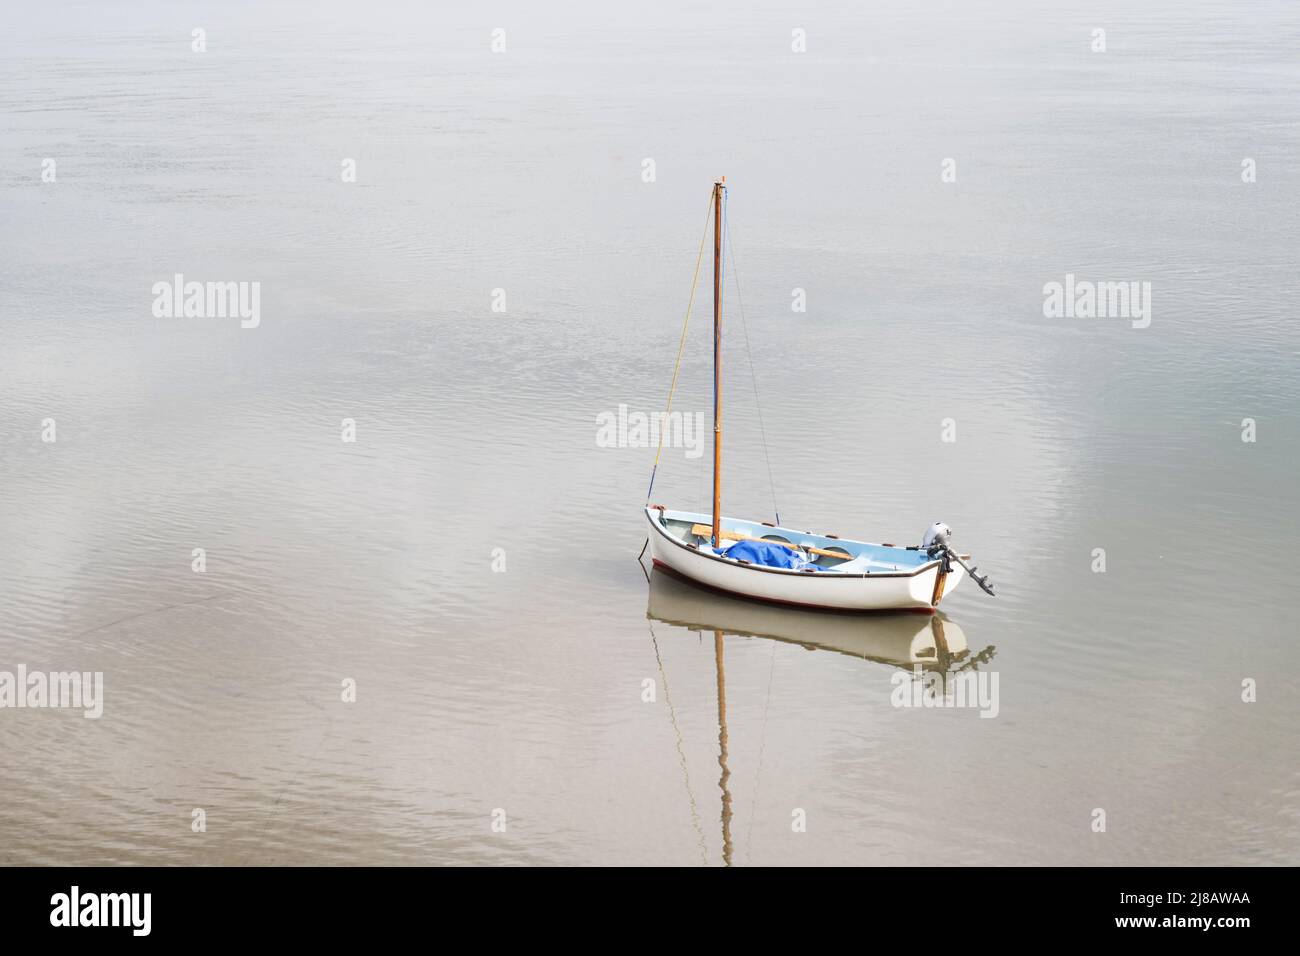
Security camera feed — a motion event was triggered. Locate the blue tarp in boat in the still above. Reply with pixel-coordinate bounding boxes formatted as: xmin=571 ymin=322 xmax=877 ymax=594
xmin=717 ymin=539 xmax=823 ymax=571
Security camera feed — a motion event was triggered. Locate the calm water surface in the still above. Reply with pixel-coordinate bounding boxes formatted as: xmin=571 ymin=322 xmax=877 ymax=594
xmin=2 ymin=1 xmax=1298 ymax=865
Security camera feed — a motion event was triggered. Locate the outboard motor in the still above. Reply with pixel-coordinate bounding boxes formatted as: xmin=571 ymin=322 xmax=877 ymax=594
xmin=921 ymin=522 xmax=952 ymax=557
xmin=921 ymin=521 xmax=996 ymax=596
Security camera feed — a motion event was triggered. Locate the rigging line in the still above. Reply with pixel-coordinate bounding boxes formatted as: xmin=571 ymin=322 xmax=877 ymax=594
xmin=745 ymin=640 xmax=778 ymax=864
xmin=698 ymin=431 xmax=707 ymax=514
xmin=649 ymin=620 xmax=709 ymax=865
xmin=646 ymin=195 xmax=715 ymax=504
xmin=636 ymin=539 xmax=651 ymax=583
xmin=724 ymin=212 xmax=781 ymax=526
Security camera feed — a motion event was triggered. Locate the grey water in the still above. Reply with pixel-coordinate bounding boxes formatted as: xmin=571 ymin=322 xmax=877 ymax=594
xmin=1 ymin=0 xmax=1298 ymax=865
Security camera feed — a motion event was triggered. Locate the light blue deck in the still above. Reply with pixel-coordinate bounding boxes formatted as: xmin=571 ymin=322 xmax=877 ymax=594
xmin=653 ymin=508 xmax=933 ymax=573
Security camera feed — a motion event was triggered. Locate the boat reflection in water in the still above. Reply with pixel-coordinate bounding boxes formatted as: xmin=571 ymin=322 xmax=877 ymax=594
xmin=644 ymin=567 xmax=996 ymax=865
xmin=647 ymin=566 xmax=992 ymax=673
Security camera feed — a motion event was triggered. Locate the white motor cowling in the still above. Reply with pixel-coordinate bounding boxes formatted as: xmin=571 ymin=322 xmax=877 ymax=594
xmin=921 ymin=522 xmax=951 ymax=553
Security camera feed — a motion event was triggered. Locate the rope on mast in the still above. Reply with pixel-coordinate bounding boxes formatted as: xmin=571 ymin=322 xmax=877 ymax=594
xmin=712 ymin=183 xmax=727 ymax=546
xmin=724 ymin=213 xmax=781 ymax=526
xmin=646 ymin=195 xmax=714 ymax=504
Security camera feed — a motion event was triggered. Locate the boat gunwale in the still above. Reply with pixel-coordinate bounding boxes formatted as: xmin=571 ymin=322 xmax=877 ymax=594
xmin=645 ymin=507 xmax=942 ymax=580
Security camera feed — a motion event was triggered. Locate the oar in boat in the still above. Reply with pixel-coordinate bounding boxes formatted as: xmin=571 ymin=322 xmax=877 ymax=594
xmin=689 ymin=524 xmax=854 ymax=561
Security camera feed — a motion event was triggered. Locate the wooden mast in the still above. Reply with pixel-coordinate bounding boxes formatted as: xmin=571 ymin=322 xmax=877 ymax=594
xmin=715 ymin=628 xmax=733 ymax=867
xmin=711 ymin=178 xmax=725 ymax=547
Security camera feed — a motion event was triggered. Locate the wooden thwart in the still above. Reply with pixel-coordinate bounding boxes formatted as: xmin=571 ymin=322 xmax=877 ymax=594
xmin=691 ymin=524 xmax=853 ymax=562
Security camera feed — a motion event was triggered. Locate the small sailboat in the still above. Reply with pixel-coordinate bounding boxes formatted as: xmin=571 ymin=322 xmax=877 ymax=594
xmin=644 ymin=180 xmax=996 ymax=612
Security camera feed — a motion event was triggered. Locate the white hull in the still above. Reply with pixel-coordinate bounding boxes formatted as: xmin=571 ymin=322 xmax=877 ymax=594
xmin=645 ymin=507 xmax=961 ymax=612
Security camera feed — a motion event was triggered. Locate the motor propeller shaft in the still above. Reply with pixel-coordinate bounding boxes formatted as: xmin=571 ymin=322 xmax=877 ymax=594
xmin=948 ymin=550 xmax=995 ymax=596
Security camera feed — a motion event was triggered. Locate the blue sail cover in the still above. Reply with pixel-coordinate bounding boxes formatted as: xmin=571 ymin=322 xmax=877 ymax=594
xmin=718 ymin=539 xmax=823 ymax=571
